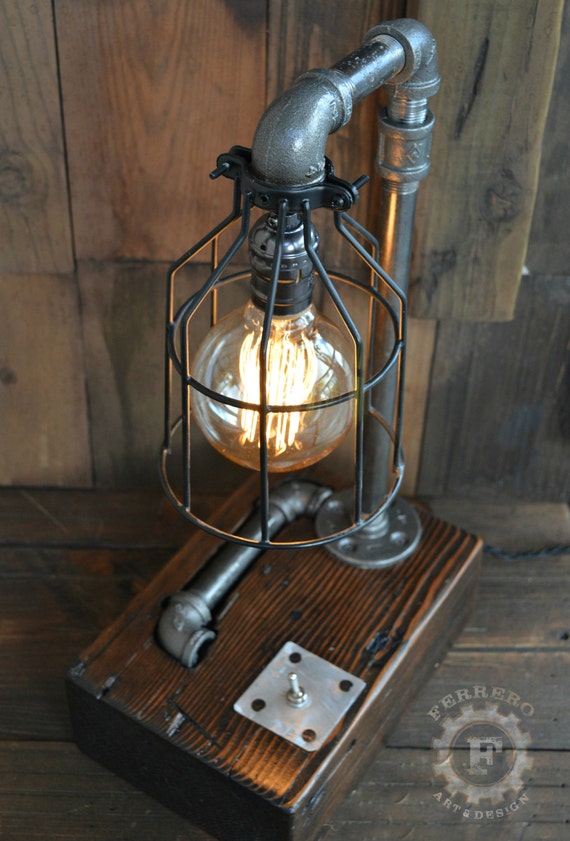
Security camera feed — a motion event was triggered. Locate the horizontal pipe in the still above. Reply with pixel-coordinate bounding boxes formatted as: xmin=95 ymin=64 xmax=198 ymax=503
xmin=157 ymin=481 xmax=332 ymax=667
xmin=251 ymin=19 xmax=440 ymax=190
xmin=251 ymin=36 xmax=405 ymax=186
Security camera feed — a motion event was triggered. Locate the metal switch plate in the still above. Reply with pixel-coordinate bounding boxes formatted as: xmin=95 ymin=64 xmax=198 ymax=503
xmin=233 ymin=641 xmax=366 ymax=751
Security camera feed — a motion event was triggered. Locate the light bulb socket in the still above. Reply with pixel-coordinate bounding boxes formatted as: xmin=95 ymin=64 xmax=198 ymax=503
xmin=249 ymin=212 xmax=318 ymax=316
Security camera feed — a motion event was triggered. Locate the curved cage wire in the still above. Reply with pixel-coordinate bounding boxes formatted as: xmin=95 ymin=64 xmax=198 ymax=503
xmin=160 ymin=149 xmax=407 ymax=549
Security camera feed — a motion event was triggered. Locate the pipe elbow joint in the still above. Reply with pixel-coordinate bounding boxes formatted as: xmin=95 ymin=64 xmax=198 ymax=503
xmin=250 ymin=20 xmax=437 ymax=188
xmin=157 ymin=590 xmax=214 ymax=668
xmin=251 ymin=70 xmax=353 ymax=187
xmin=267 ymin=480 xmax=334 ymax=524
xmin=365 ymin=19 xmax=440 ymax=100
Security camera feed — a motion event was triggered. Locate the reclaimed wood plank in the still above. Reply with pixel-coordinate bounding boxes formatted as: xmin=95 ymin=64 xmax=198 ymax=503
xmin=0 ymin=275 xmax=91 ymax=486
xmin=77 ymin=260 xmax=166 ymax=487
xmin=388 ymin=650 xmax=570 ymax=750
xmin=0 ymin=488 xmax=198 ymax=548
xmin=66 ymin=509 xmax=481 ymax=840
xmin=424 ymin=499 xmax=570 ymax=553
xmin=77 ymin=259 xmax=248 ymax=489
xmin=1 ymin=497 xmax=567 ymax=744
xmin=0 ymin=742 xmax=211 ymax=840
xmin=324 ymin=822 xmax=569 ymax=841
xmin=0 ymin=547 xmax=174 ymax=741
xmin=3 ymin=547 xmax=565 ymax=742
xmin=330 ymin=748 xmax=568 ymax=830
xmin=417 ymin=275 xmax=570 ymax=500
xmin=2 ymin=487 xmax=567 ymax=554
xmin=427 ymin=500 xmax=570 ymax=647
xmin=407 ymin=0 xmax=564 ymax=320
xmin=0 ymin=0 xmax=74 ymax=273
xmin=1 ymin=496 xmax=567 ymax=838
xmin=527 ymin=0 xmax=570 ymax=275
xmin=459 ymin=555 xmax=570 ymax=650
xmin=0 ymin=743 xmax=567 ymax=840
xmin=55 ymin=0 xmax=266 ymax=261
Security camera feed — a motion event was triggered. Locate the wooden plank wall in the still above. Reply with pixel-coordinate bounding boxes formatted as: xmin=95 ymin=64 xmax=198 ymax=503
xmin=0 ymin=0 xmax=567 ymax=501
xmin=414 ymin=0 xmax=569 ymax=501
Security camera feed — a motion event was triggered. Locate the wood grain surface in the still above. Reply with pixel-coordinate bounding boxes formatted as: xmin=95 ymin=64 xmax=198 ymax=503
xmin=67 ymin=490 xmax=481 ymax=840
xmin=0 ymin=1 xmax=74 ymax=273
xmin=55 ymin=0 xmax=266 ymax=261
xmin=1 ymin=0 xmax=567 ymax=499
xmin=527 ymin=0 xmax=570 ymax=275
xmin=0 ymin=274 xmax=91 ymax=486
xmin=407 ymin=0 xmax=564 ymax=321
xmin=417 ymin=274 xmax=570 ymax=500
xmin=1 ymin=488 xmax=569 ymax=839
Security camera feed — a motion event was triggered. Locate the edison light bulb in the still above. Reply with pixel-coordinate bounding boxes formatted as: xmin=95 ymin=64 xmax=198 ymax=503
xmin=192 ymin=299 xmax=354 ymax=472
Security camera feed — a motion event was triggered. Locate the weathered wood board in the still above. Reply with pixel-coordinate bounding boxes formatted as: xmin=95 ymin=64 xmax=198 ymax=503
xmin=67 ymin=495 xmax=481 ymax=841
xmin=55 ymin=0 xmax=267 ymax=261
xmin=417 ymin=275 xmax=570 ymax=500
xmin=425 ymin=498 xmax=570 ymax=553
xmin=388 ymin=648 xmax=570 ymax=750
xmin=77 ymin=260 xmax=166 ymax=487
xmin=0 ymin=274 xmax=91 ymax=486
xmin=1 ymin=743 xmax=567 ymax=841
xmin=0 ymin=488 xmax=197 ymax=548
xmin=4 ymin=542 xmax=568 ymax=742
xmin=527 ymin=0 xmax=570 ymax=275
xmin=0 ymin=1 xmax=74 ymax=273
xmin=407 ymin=0 xmax=564 ymax=321
xmin=1 ymin=488 xmax=569 ymax=838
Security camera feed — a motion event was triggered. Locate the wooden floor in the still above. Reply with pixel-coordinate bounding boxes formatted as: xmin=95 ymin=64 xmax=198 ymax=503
xmin=1 ymin=489 xmax=568 ymax=840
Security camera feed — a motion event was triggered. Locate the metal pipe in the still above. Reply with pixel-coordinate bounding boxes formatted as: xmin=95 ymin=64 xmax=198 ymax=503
xmin=251 ymin=19 xmax=439 ymax=519
xmin=301 ymin=20 xmax=440 ymax=565
xmin=251 ymin=36 xmax=405 ymax=186
xmin=157 ymin=481 xmax=332 ymax=667
xmin=362 ymin=20 xmax=439 ymax=513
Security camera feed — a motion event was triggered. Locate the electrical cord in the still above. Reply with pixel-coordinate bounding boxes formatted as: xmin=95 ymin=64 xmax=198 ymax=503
xmin=483 ymin=543 xmax=570 ymax=562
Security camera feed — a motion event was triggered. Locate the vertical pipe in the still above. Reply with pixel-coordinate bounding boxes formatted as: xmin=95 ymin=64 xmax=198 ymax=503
xmin=363 ymin=97 xmax=437 ymax=514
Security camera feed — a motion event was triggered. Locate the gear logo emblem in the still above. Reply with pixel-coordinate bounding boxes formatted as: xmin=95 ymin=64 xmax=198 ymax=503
xmin=432 ymin=702 xmax=532 ymax=805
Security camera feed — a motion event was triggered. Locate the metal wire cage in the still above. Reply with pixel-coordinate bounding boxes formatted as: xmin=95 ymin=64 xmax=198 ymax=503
xmin=160 ymin=146 xmax=407 ymax=550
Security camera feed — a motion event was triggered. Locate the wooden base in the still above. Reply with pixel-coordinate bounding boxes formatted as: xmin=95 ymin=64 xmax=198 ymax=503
xmin=67 ymin=489 xmax=481 ymax=841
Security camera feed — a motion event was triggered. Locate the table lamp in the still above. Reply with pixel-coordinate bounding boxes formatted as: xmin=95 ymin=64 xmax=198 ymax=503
xmin=68 ymin=18 xmax=482 ymax=841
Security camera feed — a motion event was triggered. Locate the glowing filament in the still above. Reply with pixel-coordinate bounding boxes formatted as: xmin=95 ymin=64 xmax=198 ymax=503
xmin=238 ymin=328 xmax=318 ymax=456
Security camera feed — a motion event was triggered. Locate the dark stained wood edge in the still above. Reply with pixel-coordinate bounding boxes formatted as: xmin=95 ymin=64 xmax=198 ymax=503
xmin=67 ymin=485 xmax=482 ymax=841
xmin=66 ymin=677 xmax=291 ymax=841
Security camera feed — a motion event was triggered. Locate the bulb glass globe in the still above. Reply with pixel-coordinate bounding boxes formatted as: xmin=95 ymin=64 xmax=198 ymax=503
xmin=192 ymin=300 xmax=354 ymax=471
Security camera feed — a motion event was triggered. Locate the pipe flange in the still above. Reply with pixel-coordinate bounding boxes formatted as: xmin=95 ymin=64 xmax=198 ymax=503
xmin=315 ymin=493 xmax=422 ymax=567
